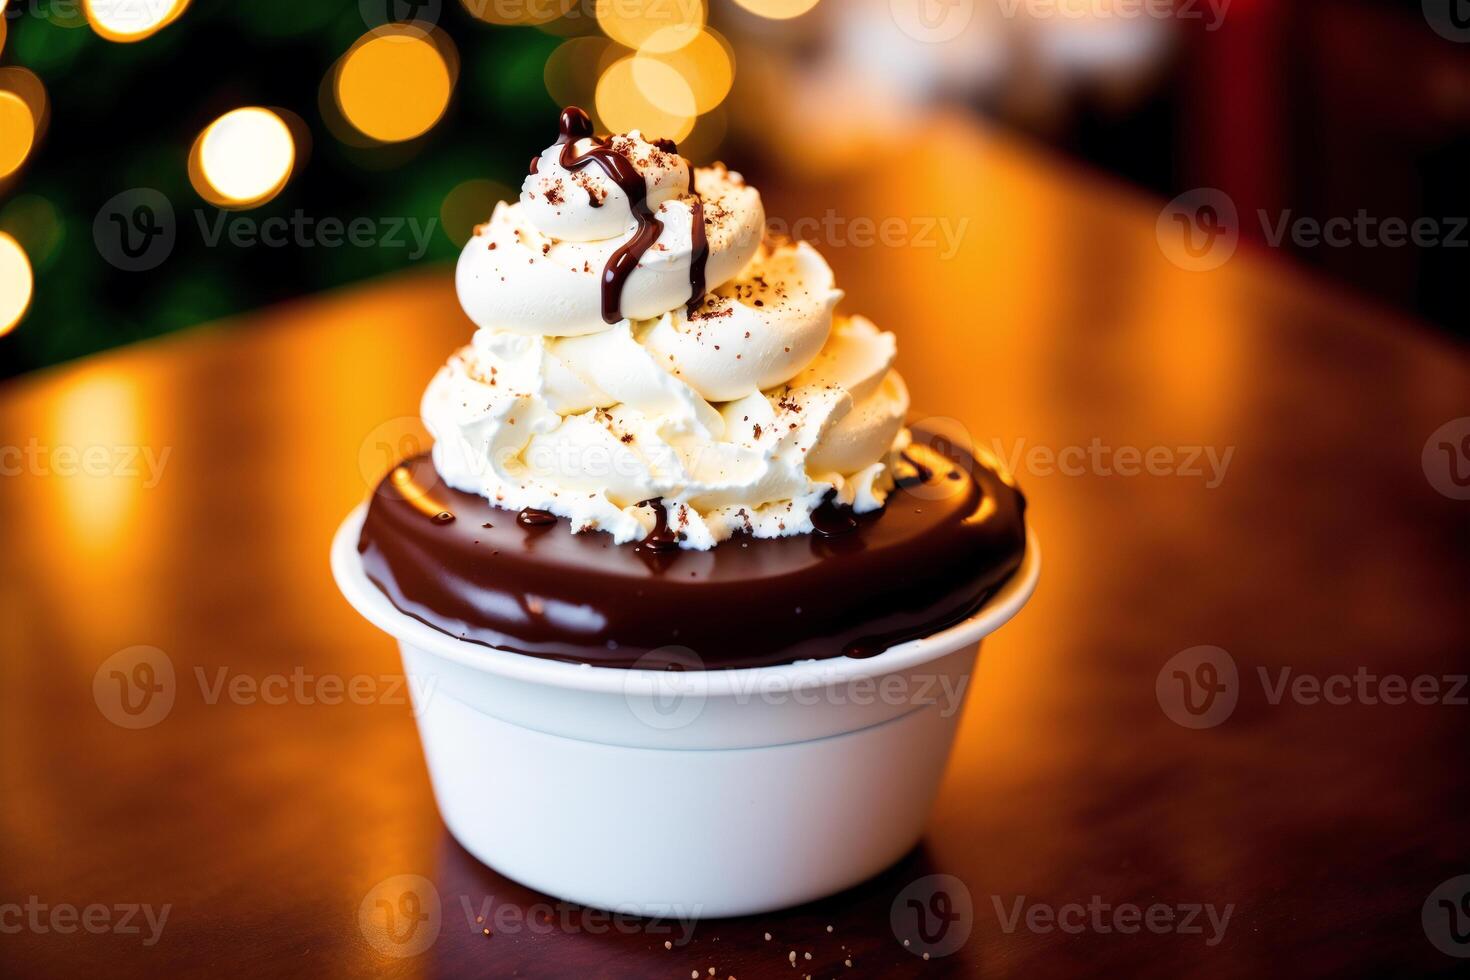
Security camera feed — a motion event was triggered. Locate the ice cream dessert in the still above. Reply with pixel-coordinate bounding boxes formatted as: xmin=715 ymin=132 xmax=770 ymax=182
xmin=358 ymin=107 xmax=1026 ymax=669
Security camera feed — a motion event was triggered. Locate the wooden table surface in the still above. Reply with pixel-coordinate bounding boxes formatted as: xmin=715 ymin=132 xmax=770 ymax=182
xmin=2 ymin=116 xmax=1467 ymax=978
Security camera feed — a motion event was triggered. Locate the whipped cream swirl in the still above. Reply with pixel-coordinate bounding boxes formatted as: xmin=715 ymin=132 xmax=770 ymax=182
xmin=427 ymin=108 xmax=911 ymax=550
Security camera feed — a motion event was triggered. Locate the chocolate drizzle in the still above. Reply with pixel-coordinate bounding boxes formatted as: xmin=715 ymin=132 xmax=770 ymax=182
xmin=810 ymin=491 xmax=858 ymax=536
xmin=547 ymin=108 xmax=707 ymax=323
xmin=553 ymin=107 xmax=665 ymax=325
xmin=687 ymin=197 xmax=709 ymax=316
xmin=896 ymin=451 xmax=934 ymax=489
xmin=635 ymin=498 xmax=682 ymax=554
xmin=516 ymin=508 xmax=557 ymax=529
xmin=358 ymin=430 xmax=1028 ymax=670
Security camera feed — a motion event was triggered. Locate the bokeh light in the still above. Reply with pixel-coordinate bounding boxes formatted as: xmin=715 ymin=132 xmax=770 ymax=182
xmin=0 ymin=91 xmax=33 ymax=179
xmin=597 ymin=56 xmax=696 ymax=142
xmin=622 ymin=58 xmax=697 ymax=123
xmin=189 ymin=108 xmax=296 ymax=209
xmin=731 ymin=0 xmax=822 ymax=17
xmin=0 ymin=67 xmax=47 ymax=180
xmin=334 ymin=25 xmax=456 ymax=144
xmin=0 ymin=231 xmax=34 ymax=337
xmin=634 ymin=28 xmax=734 ymax=115
xmin=83 ymin=0 xmax=190 ymax=42
xmin=598 ymin=0 xmax=705 ymax=54
xmin=545 ymin=36 xmax=625 ymax=115
xmin=458 ymin=0 xmax=574 ymax=26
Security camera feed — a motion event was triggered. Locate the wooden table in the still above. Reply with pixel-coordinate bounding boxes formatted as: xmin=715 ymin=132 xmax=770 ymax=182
xmin=2 ymin=116 xmax=1467 ymax=978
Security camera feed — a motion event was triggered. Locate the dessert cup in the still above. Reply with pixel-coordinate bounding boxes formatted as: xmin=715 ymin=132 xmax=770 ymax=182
xmin=332 ymin=504 xmax=1038 ymax=918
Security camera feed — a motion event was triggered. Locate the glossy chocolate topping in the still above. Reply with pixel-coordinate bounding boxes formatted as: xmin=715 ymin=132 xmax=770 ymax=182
xmin=357 ymin=431 xmax=1028 ymax=670
xmin=544 ymin=107 xmax=707 ymax=323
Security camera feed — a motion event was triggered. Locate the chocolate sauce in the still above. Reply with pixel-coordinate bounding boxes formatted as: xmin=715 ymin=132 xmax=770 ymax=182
xmin=516 ymin=507 xmax=556 ymax=528
xmin=548 ymin=108 xmax=706 ymax=323
xmin=810 ymin=491 xmax=858 ymax=536
xmin=635 ymin=498 xmax=681 ymax=554
xmin=431 ymin=511 xmax=455 ymax=525
xmin=528 ymin=155 xmax=539 ymax=175
xmin=358 ymin=429 xmax=1028 ymax=670
xmin=895 ymin=451 xmax=934 ymax=489
xmin=552 ymin=107 xmax=664 ymax=325
xmin=687 ymin=197 xmax=709 ymax=316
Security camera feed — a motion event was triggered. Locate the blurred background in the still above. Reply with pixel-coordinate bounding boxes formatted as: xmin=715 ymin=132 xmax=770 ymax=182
xmin=0 ymin=0 xmax=1464 ymax=380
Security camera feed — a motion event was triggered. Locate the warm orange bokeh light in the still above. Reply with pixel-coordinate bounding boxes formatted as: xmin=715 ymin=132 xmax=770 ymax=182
xmin=0 ymin=67 xmax=49 ymax=165
xmin=634 ymin=28 xmax=734 ymax=116
xmin=83 ymin=0 xmax=191 ymax=42
xmin=598 ymin=0 xmax=705 ymax=54
xmin=335 ymin=26 xmax=455 ymax=144
xmin=0 ymin=90 xmax=34 ymax=179
xmin=189 ymin=107 xmax=296 ymax=209
xmin=596 ymin=56 xmax=696 ymax=143
xmin=544 ymin=36 xmax=624 ymax=113
xmin=0 ymin=231 xmax=34 ymax=337
xmin=732 ymin=0 xmax=822 ymax=17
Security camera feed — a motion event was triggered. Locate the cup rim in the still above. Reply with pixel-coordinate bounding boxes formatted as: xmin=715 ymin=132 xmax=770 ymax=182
xmin=332 ymin=503 xmax=1039 ymax=696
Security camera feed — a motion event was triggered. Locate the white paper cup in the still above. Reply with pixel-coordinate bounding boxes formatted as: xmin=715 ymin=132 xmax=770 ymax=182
xmin=332 ymin=504 xmax=1038 ymax=917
